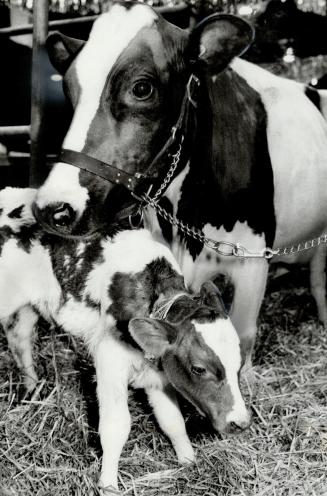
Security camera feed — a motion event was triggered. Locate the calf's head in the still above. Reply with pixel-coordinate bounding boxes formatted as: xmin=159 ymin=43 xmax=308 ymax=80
xmin=33 ymin=1 xmax=253 ymax=237
xmin=129 ymin=281 xmax=251 ymax=434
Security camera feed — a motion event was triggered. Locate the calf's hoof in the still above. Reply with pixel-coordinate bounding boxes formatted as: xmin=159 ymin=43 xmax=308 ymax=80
xmin=175 ymin=442 xmax=195 ymax=465
xmin=99 ymin=484 xmax=121 ymax=495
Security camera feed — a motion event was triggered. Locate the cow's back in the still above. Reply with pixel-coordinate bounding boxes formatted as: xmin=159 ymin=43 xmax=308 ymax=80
xmin=231 ymin=58 xmax=327 ymax=255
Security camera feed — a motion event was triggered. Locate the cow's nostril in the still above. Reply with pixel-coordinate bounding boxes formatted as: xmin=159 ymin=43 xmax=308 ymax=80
xmin=53 ymin=203 xmax=75 ymax=227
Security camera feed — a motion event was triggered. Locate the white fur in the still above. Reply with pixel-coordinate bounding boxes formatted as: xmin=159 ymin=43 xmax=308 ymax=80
xmin=195 ymin=319 xmax=250 ymax=426
xmin=35 ymin=162 xmax=89 ymax=216
xmin=0 ymin=187 xmax=36 ymax=232
xmin=64 ymin=4 xmax=157 ymax=152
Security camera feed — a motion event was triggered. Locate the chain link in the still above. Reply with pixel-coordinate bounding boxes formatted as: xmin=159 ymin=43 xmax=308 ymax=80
xmin=138 ymin=140 xmax=327 ymax=260
xmin=151 ymin=136 xmax=184 ymax=204
xmin=140 ymin=190 xmax=327 ymax=260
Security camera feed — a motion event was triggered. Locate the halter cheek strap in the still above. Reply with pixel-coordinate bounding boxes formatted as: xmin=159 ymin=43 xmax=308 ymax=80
xmin=59 ymin=149 xmax=152 ymax=192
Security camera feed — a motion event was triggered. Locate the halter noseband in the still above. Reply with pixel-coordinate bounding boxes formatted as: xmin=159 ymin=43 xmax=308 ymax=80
xmin=59 ymin=74 xmax=200 ymax=201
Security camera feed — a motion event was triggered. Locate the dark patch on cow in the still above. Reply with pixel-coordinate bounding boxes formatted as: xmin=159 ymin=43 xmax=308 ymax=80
xmin=84 ymin=294 xmax=101 ymax=311
xmin=0 ymin=224 xmax=40 ymax=255
xmin=304 ymin=85 xmax=321 ymax=112
xmin=142 ymin=257 xmax=186 ymax=309
xmin=213 ymin=274 xmax=234 ymax=313
xmin=6 ymin=311 xmax=19 ymax=332
xmin=166 ymin=295 xmax=221 ymax=324
xmin=175 ymin=68 xmax=276 ymax=259
xmin=8 ymin=205 xmax=24 ymax=219
xmin=109 ymin=258 xmax=185 ymax=321
xmin=16 ymin=225 xmax=40 ymax=253
xmin=108 ymin=272 xmax=149 ymax=322
xmin=116 ymin=1 xmax=138 ymax=11
xmin=0 ymin=208 xmax=3 ymax=217
xmin=45 ymin=235 xmax=104 ymax=302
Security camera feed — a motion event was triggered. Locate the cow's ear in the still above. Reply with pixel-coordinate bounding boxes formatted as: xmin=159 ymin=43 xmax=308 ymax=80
xmin=189 ymin=14 xmax=255 ymax=74
xmin=199 ymin=281 xmax=228 ymax=316
xmin=128 ymin=318 xmax=177 ymax=358
xmin=46 ymin=32 xmax=85 ymax=74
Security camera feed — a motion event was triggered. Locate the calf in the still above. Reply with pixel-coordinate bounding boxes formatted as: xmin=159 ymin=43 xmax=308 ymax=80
xmin=0 ymin=187 xmax=250 ymax=492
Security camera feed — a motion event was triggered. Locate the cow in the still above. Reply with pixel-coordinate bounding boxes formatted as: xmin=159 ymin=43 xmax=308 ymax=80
xmin=247 ymin=0 xmax=327 ymax=62
xmin=32 ymin=2 xmax=327 ymax=372
xmin=0 ymin=186 xmax=250 ymax=491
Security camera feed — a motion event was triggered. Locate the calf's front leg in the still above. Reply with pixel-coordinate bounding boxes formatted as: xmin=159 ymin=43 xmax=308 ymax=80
xmin=146 ymin=384 xmax=195 ymax=464
xmin=94 ymin=335 xmax=131 ymax=492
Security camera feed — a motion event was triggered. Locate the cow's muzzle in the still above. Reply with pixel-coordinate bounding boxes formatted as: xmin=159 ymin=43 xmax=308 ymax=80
xmin=32 ymin=202 xmax=77 ymax=236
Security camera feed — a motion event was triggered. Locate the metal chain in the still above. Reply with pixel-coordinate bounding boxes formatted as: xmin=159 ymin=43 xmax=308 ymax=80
xmin=140 ymin=189 xmax=327 ymax=260
xmin=151 ymin=135 xmax=184 ymax=204
xmin=135 ymin=136 xmax=327 ymax=260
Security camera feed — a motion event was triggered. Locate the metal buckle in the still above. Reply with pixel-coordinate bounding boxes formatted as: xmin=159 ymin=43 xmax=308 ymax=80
xmin=233 ymin=243 xmax=277 ymax=259
xmin=204 ymin=239 xmax=235 ymax=256
xmin=128 ymin=205 xmax=144 ymax=229
xmin=187 ymin=74 xmax=200 ymax=108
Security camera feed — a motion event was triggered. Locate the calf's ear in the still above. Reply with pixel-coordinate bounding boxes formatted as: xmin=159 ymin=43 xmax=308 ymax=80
xmin=46 ymin=32 xmax=85 ymax=74
xmin=199 ymin=281 xmax=228 ymax=317
xmin=189 ymin=14 xmax=255 ymax=74
xmin=128 ymin=318 xmax=177 ymax=358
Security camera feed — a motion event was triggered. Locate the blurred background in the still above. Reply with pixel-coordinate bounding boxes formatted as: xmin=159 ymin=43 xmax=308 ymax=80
xmin=1 ymin=0 xmax=327 ymax=188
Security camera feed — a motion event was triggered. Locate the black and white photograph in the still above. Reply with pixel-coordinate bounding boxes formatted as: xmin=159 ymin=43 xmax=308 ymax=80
xmin=0 ymin=0 xmax=326 ymax=494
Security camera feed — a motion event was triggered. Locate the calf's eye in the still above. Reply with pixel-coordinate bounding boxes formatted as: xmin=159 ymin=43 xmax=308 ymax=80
xmin=191 ymin=365 xmax=206 ymax=376
xmin=132 ymin=80 xmax=153 ymax=100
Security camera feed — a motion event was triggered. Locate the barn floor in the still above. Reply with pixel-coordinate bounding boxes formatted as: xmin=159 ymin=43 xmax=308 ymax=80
xmin=0 ymin=267 xmax=326 ymax=496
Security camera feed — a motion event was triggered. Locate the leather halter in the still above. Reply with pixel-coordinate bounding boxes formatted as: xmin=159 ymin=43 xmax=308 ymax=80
xmin=59 ymin=74 xmax=200 ymax=201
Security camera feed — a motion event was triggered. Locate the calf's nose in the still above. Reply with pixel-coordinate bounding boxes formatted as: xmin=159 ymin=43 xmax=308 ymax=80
xmin=226 ymin=411 xmax=252 ymax=434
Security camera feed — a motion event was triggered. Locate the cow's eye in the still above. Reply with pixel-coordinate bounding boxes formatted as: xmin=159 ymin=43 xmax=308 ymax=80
xmin=191 ymin=365 xmax=206 ymax=376
xmin=132 ymin=80 xmax=153 ymax=100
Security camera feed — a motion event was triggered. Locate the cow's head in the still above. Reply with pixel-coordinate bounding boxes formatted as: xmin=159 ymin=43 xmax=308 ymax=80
xmin=34 ymin=2 xmax=253 ymax=237
xmin=129 ymin=281 xmax=251 ymax=434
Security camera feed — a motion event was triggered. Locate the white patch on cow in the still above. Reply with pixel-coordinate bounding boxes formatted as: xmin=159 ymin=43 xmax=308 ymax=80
xmin=76 ymin=242 xmax=85 ymax=257
xmin=231 ymin=58 xmax=327 ymax=264
xmin=95 ymin=334 xmax=132 ymax=489
xmin=63 ymin=255 xmax=71 ymax=268
xmin=75 ymin=258 xmax=83 ymax=271
xmin=0 ymin=239 xmax=62 ymax=319
xmin=0 ymin=187 xmax=36 ymax=232
xmin=164 ymin=163 xmax=190 ymax=207
xmin=64 ymin=4 xmax=157 ymax=152
xmin=56 ymin=295 xmax=102 ymax=342
xmin=100 ymin=229 xmax=182 ymax=278
xmin=35 ymin=162 xmax=89 ymax=217
xmin=5 ymin=305 xmax=39 ymax=393
xmin=194 ymin=319 xmax=250 ymax=426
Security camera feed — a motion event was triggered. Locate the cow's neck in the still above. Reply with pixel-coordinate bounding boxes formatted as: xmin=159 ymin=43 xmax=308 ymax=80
xmin=158 ymin=66 xmax=276 ymax=259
